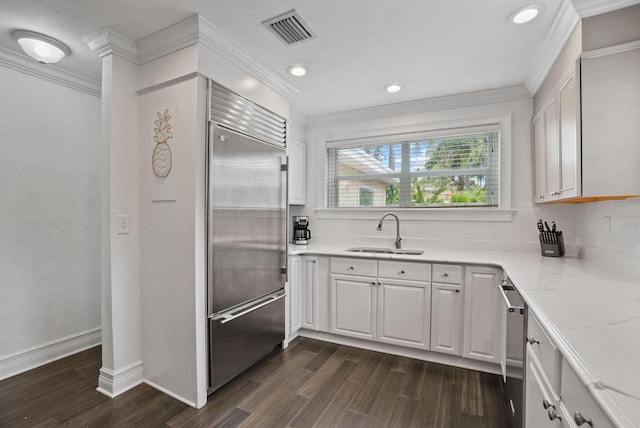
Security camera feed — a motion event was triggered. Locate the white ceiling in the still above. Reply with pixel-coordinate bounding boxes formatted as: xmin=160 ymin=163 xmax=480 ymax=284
xmin=0 ymin=0 xmax=634 ymax=116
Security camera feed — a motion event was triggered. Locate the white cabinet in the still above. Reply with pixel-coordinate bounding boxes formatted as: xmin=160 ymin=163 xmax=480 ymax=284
xmin=301 ymin=256 xmax=319 ymax=330
xmin=532 ymin=67 xmax=579 ymax=203
xmin=331 ymin=274 xmax=377 ymax=340
xmin=430 ymin=264 xmax=463 ymax=356
xmin=463 ymin=266 xmax=501 ymax=363
xmin=329 ymin=258 xmax=431 ymax=349
xmin=525 ymin=347 xmax=569 ymax=427
xmin=581 ymin=45 xmax=640 ymax=199
xmin=286 ymin=255 xmax=302 ymax=344
xmin=378 ymin=278 xmax=431 ymax=350
xmin=287 ymin=139 xmax=306 ymax=205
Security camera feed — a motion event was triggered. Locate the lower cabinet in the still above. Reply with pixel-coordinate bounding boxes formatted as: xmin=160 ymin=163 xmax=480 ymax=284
xmin=301 ymin=256 xmax=319 ymax=330
xmin=331 ymin=274 xmax=377 ymax=340
xmin=463 ymin=266 xmax=501 ymax=363
xmin=525 ymin=347 xmax=569 ymax=427
xmin=286 ymin=255 xmax=302 ymax=343
xmin=329 ymin=257 xmax=432 ymax=350
xmin=377 ymin=279 xmax=430 ymax=349
xmin=431 ymin=282 xmax=463 ymax=355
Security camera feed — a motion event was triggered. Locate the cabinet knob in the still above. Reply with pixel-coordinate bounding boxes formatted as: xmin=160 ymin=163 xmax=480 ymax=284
xmin=537 ymin=195 xmax=544 ymax=199
xmin=574 ymin=412 xmax=593 ymax=426
xmin=542 ymin=399 xmax=554 ymax=410
xmin=455 ymin=289 xmax=460 ymax=293
xmin=349 ymin=266 xmax=354 ymax=270
xmin=443 ymin=272 xmax=449 ymax=277
xmin=550 ymin=191 xmax=559 ymax=196
xmin=528 ymin=337 xmax=540 ymax=345
xmin=547 ymin=408 xmax=562 ymax=422
xmin=371 ymin=282 xmax=376 ymax=286
xmin=400 ymin=270 xmax=406 ymax=274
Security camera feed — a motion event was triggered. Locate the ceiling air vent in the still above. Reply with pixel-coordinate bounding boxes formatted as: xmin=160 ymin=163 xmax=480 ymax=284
xmin=262 ymin=10 xmax=316 ymax=46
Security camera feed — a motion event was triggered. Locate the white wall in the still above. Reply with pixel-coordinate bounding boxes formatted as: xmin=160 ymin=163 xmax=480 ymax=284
xmin=0 ymin=65 xmax=101 ymax=378
xmin=298 ymin=87 xmax=558 ymax=251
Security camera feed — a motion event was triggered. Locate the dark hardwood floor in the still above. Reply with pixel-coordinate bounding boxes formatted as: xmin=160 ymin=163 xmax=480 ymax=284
xmin=0 ymin=338 xmax=513 ymax=427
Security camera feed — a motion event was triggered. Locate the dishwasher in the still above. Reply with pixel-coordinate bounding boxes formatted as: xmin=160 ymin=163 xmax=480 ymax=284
xmin=498 ymin=276 xmax=526 ymax=428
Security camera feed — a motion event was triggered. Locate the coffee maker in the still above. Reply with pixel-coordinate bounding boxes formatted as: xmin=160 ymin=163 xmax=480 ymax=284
xmin=292 ymin=216 xmax=311 ymax=244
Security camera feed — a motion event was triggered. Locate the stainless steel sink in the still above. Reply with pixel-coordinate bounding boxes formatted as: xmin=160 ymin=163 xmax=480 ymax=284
xmin=345 ymin=247 xmax=424 ymax=255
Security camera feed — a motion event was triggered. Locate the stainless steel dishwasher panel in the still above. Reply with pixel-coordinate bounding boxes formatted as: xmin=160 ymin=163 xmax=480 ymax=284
xmin=208 ymin=290 xmax=285 ymax=393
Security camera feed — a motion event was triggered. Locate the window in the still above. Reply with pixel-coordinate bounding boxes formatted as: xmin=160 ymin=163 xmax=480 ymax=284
xmin=326 ymin=127 xmax=499 ymax=208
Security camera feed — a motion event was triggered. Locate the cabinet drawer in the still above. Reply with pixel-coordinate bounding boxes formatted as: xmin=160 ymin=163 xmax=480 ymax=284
xmin=527 ymin=313 xmax=561 ymax=390
xmin=561 ymin=359 xmax=615 ymax=428
xmin=331 ymin=257 xmax=377 ymax=277
xmin=378 ymin=261 xmax=431 ymax=282
xmin=432 ymin=264 xmax=462 ymax=284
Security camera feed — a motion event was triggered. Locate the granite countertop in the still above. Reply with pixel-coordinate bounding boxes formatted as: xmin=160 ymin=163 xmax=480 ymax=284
xmin=289 ymin=242 xmax=640 ymax=427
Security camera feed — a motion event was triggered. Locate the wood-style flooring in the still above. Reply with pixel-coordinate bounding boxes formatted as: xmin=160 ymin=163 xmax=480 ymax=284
xmin=0 ymin=338 xmax=513 ymax=427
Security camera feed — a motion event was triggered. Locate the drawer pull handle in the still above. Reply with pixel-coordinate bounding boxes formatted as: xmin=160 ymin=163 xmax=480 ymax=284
xmin=349 ymin=266 xmax=354 ymax=270
xmin=542 ymin=399 xmax=554 ymax=410
xmin=400 ymin=270 xmax=405 ymax=274
xmin=574 ymin=412 xmax=593 ymax=426
xmin=528 ymin=337 xmax=540 ymax=345
xmin=443 ymin=272 xmax=449 ymax=277
xmin=547 ymin=408 xmax=562 ymax=422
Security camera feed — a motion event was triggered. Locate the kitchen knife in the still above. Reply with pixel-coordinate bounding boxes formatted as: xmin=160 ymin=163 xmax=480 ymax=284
xmin=544 ymin=221 xmax=551 ymax=232
xmin=537 ymin=219 xmax=544 ymax=233
xmin=551 ymin=221 xmax=556 ymax=233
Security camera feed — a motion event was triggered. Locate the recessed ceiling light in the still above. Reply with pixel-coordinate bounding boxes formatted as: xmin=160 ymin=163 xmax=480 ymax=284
xmin=12 ymin=30 xmax=70 ymax=64
xmin=508 ymin=4 xmax=544 ymax=24
xmin=287 ymin=65 xmax=307 ymax=77
xmin=385 ymin=83 xmax=402 ymax=93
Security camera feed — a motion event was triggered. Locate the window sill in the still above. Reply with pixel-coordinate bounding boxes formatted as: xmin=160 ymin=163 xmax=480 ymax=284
xmin=314 ymin=208 xmax=515 ymax=222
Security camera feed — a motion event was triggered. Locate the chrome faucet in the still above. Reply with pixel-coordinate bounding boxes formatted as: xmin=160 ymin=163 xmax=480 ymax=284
xmin=377 ymin=212 xmax=402 ymax=249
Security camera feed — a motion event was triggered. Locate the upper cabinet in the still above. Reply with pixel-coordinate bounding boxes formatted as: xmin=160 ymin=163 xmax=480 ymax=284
xmin=532 ymin=11 xmax=640 ymax=204
xmin=532 ymin=68 xmax=580 ymax=204
xmin=287 ymin=139 xmax=306 ymax=205
xmin=581 ymin=45 xmax=640 ymax=199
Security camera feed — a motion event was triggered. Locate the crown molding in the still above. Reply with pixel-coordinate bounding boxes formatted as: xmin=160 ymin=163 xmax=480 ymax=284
xmin=307 ymin=85 xmax=530 ymax=128
xmin=135 ymin=15 xmax=200 ymax=64
xmin=571 ymin=0 xmax=640 ymax=17
xmin=196 ymin=15 xmax=300 ymax=101
xmin=524 ymin=0 xmax=580 ymax=95
xmin=84 ymin=28 xmax=138 ymax=63
xmin=84 ymin=15 xmax=299 ymax=101
xmin=0 ymin=46 xmax=101 ymax=97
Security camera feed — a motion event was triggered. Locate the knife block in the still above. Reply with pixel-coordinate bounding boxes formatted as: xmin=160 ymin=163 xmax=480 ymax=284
xmin=539 ymin=231 xmax=565 ymax=257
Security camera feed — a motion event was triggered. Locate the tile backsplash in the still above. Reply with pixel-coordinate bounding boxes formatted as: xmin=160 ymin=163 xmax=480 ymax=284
xmin=574 ymin=198 xmax=640 ymax=258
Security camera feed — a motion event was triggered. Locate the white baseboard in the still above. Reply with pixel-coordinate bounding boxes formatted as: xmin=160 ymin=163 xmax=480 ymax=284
xmin=298 ymin=329 xmax=502 ymax=376
xmin=96 ymin=360 xmax=144 ymax=397
xmin=144 ymin=379 xmax=198 ymax=408
xmin=0 ymin=328 xmax=101 ymax=381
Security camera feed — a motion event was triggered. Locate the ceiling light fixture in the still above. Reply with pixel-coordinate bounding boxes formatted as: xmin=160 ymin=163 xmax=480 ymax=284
xmin=385 ymin=83 xmax=403 ymax=93
xmin=287 ymin=65 xmax=307 ymax=77
xmin=508 ymin=4 xmax=544 ymax=24
xmin=12 ymin=30 xmax=70 ymax=64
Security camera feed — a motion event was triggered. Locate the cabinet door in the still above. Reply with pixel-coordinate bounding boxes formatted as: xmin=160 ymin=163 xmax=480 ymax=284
xmin=431 ymin=282 xmax=463 ymax=355
xmin=463 ymin=266 xmax=501 ymax=363
xmin=532 ymin=108 xmax=548 ymax=203
xmin=526 ymin=353 xmax=568 ymax=428
xmin=544 ymin=98 xmax=559 ymax=200
xmin=287 ymin=256 xmax=302 ymax=338
xmin=557 ymin=71 xmax=579 ymax=199
xmin=302 ymin=256 xmax=318 ymax=330
xmin=377 ymin=279 xmax=431 ymax=350
xmin=287 ymin=139 xmax=306 ymax=205
xmin=330 ymin=274 xmax=376 ymax=340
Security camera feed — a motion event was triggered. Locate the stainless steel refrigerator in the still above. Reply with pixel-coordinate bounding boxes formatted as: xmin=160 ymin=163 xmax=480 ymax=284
xmin=207 ymin=83 xmax=287 ymax=394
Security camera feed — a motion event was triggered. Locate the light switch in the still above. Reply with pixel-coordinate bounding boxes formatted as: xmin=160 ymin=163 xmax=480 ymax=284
xmin=117 ymin=215 xmax=130 ymax=235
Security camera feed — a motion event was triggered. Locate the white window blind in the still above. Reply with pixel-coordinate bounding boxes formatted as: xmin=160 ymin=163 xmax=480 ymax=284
xmin=326 ymin=129 xmax=499 ymax=208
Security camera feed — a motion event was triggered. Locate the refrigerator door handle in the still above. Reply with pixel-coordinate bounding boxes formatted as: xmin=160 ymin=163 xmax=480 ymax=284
xmin=210 ymin=291 xmax=285 ymax=325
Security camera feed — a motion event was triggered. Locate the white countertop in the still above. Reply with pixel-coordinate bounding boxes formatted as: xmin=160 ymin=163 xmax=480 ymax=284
xmin=289 ymin=242 xmax=640 ymax=427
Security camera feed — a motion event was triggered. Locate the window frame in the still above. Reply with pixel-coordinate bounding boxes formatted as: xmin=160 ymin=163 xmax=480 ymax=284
xmin=315 ymin=115 xmax=514 ymax=222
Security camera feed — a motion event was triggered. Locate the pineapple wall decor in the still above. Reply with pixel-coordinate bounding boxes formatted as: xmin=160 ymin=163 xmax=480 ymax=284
xmin=152 ymin=109 xmax=173 ymax=178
